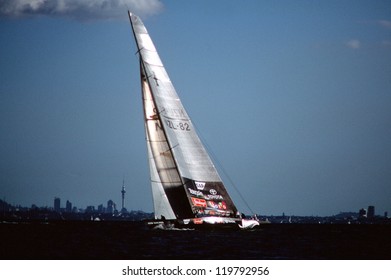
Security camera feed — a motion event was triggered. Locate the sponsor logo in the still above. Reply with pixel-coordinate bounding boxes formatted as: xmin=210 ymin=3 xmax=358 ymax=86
xmin=188 ymin=188 xmax=203 ymax=196
xmin=195 ymin=181 xmax=205 ymax=190
xmin=209 ymin=189 xmax=217 ymax=195
xmin=219 ymin=201 xmax=227 ymax=210
xmin=207 ymin=201 xmax=227 ymax=210
xmin=205 ymin=194 xmax=224 ymax=200
xmin=191 ymin=197 xmax=207 ymax=208
xmin=207 ymin=201 xmax=217 ymax=209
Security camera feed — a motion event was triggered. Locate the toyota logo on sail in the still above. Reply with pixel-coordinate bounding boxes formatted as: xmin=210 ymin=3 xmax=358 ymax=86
xmin=209 ymin=189 xmax=217 ymax=195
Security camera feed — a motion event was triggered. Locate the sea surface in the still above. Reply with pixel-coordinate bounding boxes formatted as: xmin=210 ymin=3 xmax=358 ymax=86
xmin=1 ymin=221 xmax=390 ymax=260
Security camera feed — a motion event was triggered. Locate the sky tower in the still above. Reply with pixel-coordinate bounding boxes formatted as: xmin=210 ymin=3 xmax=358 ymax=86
xmin=121 ymin=179 xmax=126 ymax=213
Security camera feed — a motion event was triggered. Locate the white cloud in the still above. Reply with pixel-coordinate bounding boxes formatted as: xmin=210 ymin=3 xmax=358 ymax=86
xmin=346 ymin=39 xmax=361 ymax=49
xmin=0 ymin=0 xmax=163 ymax=20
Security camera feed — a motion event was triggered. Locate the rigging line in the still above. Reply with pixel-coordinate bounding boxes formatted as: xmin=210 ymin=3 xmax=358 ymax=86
xmin=190 ymin=120 xmax=256 ymax=215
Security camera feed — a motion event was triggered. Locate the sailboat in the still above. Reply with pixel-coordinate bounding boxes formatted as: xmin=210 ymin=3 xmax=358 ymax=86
xmin=128 ymin=12 xmax=259 ymax=229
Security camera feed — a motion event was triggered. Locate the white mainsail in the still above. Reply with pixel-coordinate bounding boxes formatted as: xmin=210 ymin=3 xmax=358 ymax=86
xmin=129 ymin=12 xmax=244 ymax=223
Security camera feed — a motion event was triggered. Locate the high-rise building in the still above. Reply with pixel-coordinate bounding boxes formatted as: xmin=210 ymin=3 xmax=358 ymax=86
xmin=54 ymin=197 xmax=61 ymax=212
xmin=85 ymin=206 xmax=95 ymax=213
xmin=367 ymin=206 xmax=375 ymax=218
xmin=98 ymin=204 xmax=105 ymax=213
xmin=107 ymin=199 xmax=114 ymax=214
xmin=66 ymin=200 xmax=72 ymax=213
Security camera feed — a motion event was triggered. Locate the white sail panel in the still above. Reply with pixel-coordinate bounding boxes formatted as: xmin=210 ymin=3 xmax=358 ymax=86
xmin=131 ymin=15 xmax=148 ymax=34
xmin=146 ymin=138 xmax=176 ymax=219
xmin=147 ymin=65 xmax=171 ymax=83
xmin=141 ymin=58 xmax=222 ymax=181
xmin=142 ymin=77 xmax=182 ymax=188
xmin=138 ymin=33 xmax=157 ymax=51
xmin=138 ymin=47 xmax=163 ymax=67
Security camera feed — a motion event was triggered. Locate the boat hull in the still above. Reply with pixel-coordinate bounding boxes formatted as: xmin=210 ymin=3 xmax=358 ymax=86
xmin=145 ymin=216 xmax=261 ymax=230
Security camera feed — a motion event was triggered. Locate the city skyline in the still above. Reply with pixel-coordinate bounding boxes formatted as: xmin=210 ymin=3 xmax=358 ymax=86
xmin=1 ymin=1 xmax=391 ymax=216
xmin=1 ymin=195 xmax=387 ymax=220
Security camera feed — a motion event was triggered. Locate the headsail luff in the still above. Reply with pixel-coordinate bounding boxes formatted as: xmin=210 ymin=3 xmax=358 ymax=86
xmin=129 ymin=12 xmax=239 ymax=221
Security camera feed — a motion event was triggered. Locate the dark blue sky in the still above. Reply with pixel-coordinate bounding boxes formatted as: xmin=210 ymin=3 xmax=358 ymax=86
xmin=1 ymin=0 xmax=390 ymax=216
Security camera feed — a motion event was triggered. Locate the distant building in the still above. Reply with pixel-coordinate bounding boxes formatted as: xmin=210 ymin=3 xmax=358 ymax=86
xmin=85 ymin=206 xmax=95 ymax=213
xmin=66 ymin=200 xmax=72 ymax=213
xmin=385 ymin=211 xmax=388 ymax=218
xmin=367 ymin=206 xmax=375 ymax=218
xmin=54 ymin=197 xmax=61 ymax=212
xmin=107 ymin=200 xmax=115 ymax=214
xmin=359 ymin=208 xmax=367 ymax=218
xmin=97 ymin=204 xmax=105 ymax=213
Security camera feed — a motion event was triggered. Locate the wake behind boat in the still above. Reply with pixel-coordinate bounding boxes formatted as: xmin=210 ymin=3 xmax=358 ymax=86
xmin=128 ymin=12 xmax=260 ymax=230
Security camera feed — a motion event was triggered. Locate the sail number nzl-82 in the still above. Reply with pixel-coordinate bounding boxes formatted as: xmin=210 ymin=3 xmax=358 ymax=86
xmin=166 ymin=119 xmax=191 ymax=131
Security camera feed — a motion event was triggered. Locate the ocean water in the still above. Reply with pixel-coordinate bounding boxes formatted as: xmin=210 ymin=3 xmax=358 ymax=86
xmin=1 ymin=221 xmax=390 ymax=260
